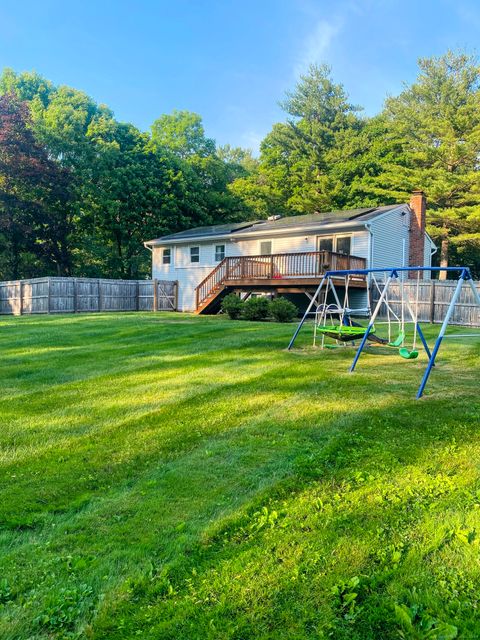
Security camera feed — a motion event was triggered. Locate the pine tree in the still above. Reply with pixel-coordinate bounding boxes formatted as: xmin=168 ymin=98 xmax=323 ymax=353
xmin=231 ymin=64 xmax=363 ymax=217
xmin=379 ymin=52 xmax=480 ymax=278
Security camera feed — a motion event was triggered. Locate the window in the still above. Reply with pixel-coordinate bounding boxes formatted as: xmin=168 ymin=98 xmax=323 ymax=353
xmin=336 ymin=236 xmax=352 ymax=255
xmin=317 ymin=236 xmax=334 ymax=252
xmin=317 ymin=235 xmax=352 ymax=254
xmin=215 ymin=244 xmax=225 ymax=261
xmin=260 ymin=241 xmax=272 ymax=255
xmin=162 ymin=248 xmax=171 ymax=265
xmin=190 ymin=246 xmax=200 ymax=263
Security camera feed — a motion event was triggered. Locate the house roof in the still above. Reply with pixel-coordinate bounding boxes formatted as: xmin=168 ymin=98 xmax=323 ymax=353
xmin=144 ymin=204 xmax=404 ymax=245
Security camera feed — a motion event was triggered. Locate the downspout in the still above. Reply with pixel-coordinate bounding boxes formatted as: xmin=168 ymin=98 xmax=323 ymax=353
xmin=365 ymin=223 xmax=374 ymax=284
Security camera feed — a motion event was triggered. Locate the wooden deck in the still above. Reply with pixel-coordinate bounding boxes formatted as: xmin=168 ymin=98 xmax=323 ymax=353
xmin=195 ymin=251 xmax=367 ymax=314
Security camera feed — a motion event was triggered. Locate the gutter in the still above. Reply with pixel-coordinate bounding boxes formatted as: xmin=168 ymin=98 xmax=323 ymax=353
xmin=365 ymin=222 xmax=374 ymax=277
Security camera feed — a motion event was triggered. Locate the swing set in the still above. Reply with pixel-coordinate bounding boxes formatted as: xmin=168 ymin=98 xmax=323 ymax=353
xmin=288 ymin=266 xmax=480 ymax=398
xmin=312 ymin=270 xmax=419 ymax=357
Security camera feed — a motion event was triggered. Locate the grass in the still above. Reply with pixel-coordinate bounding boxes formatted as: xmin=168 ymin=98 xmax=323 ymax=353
xmin=0 ymin=311 xmax=479 ymax=639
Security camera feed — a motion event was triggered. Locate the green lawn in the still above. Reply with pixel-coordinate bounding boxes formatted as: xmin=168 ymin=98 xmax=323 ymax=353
xmin=0 ymin=312 xmax=479 ymax=639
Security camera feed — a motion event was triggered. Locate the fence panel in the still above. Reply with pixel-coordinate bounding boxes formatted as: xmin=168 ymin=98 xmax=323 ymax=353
xmin=372 ymin=279 xmax=480 ymax=327
xmin=0 ymin=277 xmax=177 ymax=315
xmin=0 ymin=281 xmax=21 ymax=315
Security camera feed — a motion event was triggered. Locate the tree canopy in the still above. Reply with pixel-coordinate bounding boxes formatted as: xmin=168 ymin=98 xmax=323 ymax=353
xmin=1 ymin=51 xmax=479 ymax=280
xmin=230 ymin=54 xmax=480 ymax=276
xmin=0 ymin=72 xmax=249 ymax=279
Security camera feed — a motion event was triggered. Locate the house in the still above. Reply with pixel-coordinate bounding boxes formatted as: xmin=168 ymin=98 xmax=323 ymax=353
xmin=144 ymin=190 xmax=436 ymax=314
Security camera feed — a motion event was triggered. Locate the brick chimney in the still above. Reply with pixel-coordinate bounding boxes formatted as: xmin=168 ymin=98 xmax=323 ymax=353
xmin=409 ymin=190 xmax=426 ymax=277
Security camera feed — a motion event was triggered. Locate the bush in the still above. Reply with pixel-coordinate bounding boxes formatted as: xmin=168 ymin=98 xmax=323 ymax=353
xmin=269 ymin=297 xmax=298 ymax=322
xmin=243 ymin=296 xmax=270 ymax=321
xmin=221 ymin=293 xmax=244 ymax=319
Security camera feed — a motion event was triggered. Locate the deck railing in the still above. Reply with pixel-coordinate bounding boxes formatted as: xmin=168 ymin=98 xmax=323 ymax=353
xmin=195 ymin=250 xmax=366 ymax=309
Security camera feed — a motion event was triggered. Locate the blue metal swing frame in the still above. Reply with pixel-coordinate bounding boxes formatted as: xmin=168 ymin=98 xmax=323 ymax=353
xmin=288 ymin=266 xmax=480 ymax=398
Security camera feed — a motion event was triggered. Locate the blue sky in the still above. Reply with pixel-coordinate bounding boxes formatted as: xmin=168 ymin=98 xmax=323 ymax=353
xmin=0 ymin=0 xmax=478 ymax=152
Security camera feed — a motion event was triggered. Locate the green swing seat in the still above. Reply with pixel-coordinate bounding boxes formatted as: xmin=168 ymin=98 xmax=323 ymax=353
xmin=399 ymin=347 xmax=419 ymax=360
xmin=315 ymin=325 xmax=367 ymax=342
xmin=318 ymin=325 xmax=418 ymax=359
xmin=388 ymin=331 xmax=405 ymax=347
xmin=388 ymin=331 xmax=419 ymax=359
xmin=316 ymin=324 xmax=389 ymax=345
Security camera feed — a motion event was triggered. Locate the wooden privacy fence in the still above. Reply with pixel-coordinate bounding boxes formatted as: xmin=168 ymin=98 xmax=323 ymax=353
xmin=0 ymin=277 xmax=178 ymax=315
xmin=372 ymin=279 xmax=480 ymax=327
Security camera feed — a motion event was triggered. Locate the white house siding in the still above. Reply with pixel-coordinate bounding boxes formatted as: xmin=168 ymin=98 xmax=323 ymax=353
xmin=152 ymin=229 xmax=371 ymax=311
xmin=230 ymin=229 xmax=370 ymax=259
xmin=369 ymin=207 xmax=410 ymax=272
xmin=152 ymin=242 xmax=219 ymax=311
xmin=351 ymin=231 xmax=369 ymax=260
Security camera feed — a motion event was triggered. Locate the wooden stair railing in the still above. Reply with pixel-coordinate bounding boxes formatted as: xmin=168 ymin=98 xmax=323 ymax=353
xmin=195 ymin=251 xmax=367 ymax=310
xmin=195 ymin=258 xmax=228 ymax=310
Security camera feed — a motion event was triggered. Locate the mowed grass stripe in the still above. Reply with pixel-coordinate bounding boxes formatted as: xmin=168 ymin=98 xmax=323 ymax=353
xmin=0 ymin=313 xmax=478 ymax=639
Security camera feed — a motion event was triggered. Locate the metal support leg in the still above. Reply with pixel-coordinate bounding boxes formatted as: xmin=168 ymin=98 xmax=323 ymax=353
xmin=416 ymin=276 xmax=466 ymax=398
xmin=350 ymin=275 xmax=394 ymax=372
xmin=288 ymin=276 xmax=326 ymax=350
xmin=467 ymin=278 xmax=480 ymax=308
xmin=416 ymin=323 xmax=432 ymax=360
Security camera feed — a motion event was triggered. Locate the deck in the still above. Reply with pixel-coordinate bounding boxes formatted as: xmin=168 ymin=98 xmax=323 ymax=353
xmin=195 ymin=251 xmax=367 ymax=314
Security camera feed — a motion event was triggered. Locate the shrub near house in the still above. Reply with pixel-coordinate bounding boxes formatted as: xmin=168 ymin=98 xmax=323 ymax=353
xmin=269 ymin=297 xmax=298 ymax=322
xmin=221 ymin=295 xmax=298 ymax=322
xmin=221 ymin=293 xmax=244 ymax=319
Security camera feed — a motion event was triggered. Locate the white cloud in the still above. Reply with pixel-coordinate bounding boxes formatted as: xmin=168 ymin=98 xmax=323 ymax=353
xmin=293 ymin=18 xmax=342 ymax=77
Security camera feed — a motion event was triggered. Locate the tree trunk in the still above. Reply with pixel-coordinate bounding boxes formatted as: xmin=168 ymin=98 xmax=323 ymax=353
xmin=439 ymin=234 xmax=449 ymax=281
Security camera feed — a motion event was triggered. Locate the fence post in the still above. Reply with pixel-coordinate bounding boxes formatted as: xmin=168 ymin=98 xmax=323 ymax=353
xmin=135 ymin=281 xmax=140 ymax=311
xmin=429 ymin=280 xmax=436 ymax=324
xmin=19 ymin=280 xmax=23 ymax=316
xmin=47 ymin=277 xmax=52 ymax=313
xmin=153 ymin=279 xmax=158 ymax=312
xmin=98 ymin=279 xmax=103 ymax=312
xmin=73 ymin=278 xmax=77 ymax=313
xmin=174 ymin=281 xmax=178 ymax=311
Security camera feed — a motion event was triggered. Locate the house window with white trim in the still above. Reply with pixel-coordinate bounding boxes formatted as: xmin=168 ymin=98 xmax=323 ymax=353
xmin=317 ymin=235 xmax=352 ymax=254
xmin=317 ymin=236 xmax=334 ymax=252
xmin=190 ymin=246 xmax=200 ymax=263
xmin=215 ymin=244 xmax=225 ymax=261
xmin=162 ymin=248 xmax=171 ymax=264
xmin=336 ymin=235 xmax=352 ymax=255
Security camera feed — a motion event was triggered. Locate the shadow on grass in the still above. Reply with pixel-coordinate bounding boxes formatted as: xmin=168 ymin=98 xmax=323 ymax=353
xmin=0 ymin=315 xmax=478 ymax=639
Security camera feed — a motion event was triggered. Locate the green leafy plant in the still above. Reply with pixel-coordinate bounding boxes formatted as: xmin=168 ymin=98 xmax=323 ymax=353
xmin=269 ymin=297 xmax=298 ymax=322
xmin=394 ymin=603 xmax=458 ymax=639
xmin=0 ymin=579 xmax=13 ymax=605
xmin=221 ymin=293 xmax=244 ymax=319
xmin=34 ymin=584 xmax=94 ymax=632
xmin=242 ymin=296 xmax=270 ymax=321
xmin=331 ymin=576 xmax=361 ymax=622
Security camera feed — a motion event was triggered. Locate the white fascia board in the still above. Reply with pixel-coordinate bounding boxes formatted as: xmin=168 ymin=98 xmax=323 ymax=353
xmin=145 ymin=219 xmax=369 ymax=247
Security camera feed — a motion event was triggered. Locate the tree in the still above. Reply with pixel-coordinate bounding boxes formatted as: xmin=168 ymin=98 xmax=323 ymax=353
xmin=81 ymin=118 xmax=203 ymax=278
xmin=151 ymin=110 xmax=215 ymax=159
xmin=151 ymin=110 xmax=252 ymax=226
xmin=231 ymin=65 xmax=364 ymax=217
xmin=217 ymin=144 xmax=257 ymax=174
xmin=381 ymin=52 xmax=480 ymax=278
xmin=0 ymin=93 xmax=73 ymax=279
